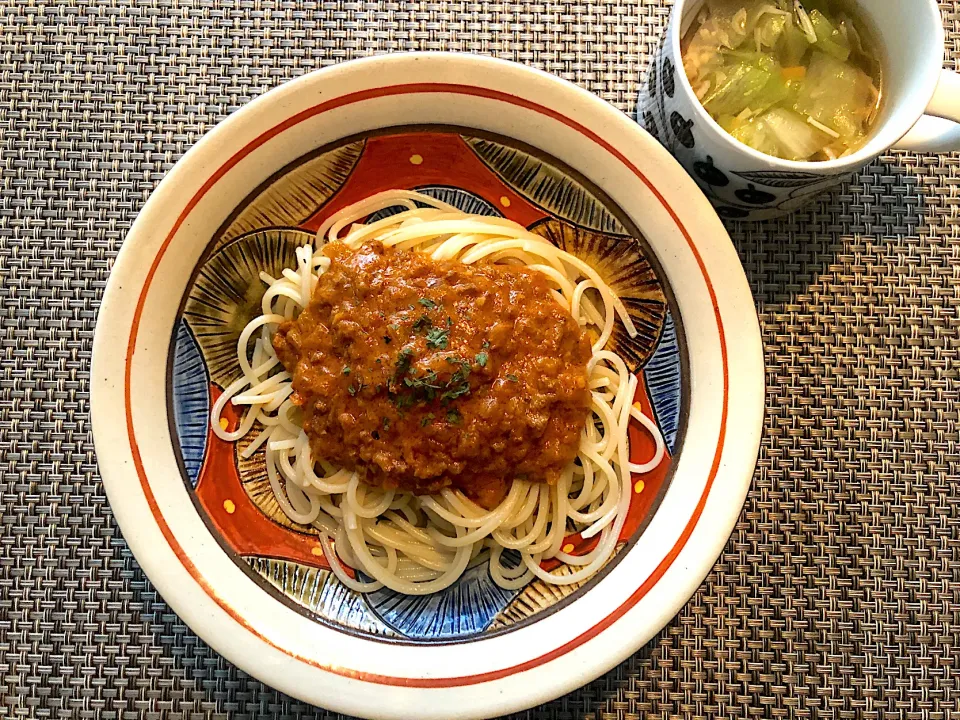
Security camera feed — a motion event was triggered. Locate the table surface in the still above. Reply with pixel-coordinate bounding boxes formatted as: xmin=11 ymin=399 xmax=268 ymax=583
xmin=2 ymin=2 xmax=959 ymax=718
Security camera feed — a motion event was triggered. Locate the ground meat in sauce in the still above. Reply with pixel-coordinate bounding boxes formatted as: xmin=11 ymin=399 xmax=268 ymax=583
xmin=272 ymin=240 xmax=592 ymax=508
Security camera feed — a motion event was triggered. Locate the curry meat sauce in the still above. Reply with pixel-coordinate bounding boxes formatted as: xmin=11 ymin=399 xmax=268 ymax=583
xmin=273 ymin=240 xmax=592 ymax=508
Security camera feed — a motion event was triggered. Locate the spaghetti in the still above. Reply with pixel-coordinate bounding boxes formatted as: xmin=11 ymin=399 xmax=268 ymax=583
xmin=211 ymin=190 xmax=666 ymax=595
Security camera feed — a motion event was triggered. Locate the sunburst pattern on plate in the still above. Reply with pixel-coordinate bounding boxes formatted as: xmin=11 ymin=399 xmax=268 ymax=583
xmin=183 ymin=228 xmax=313 ymax=387
xmin=530 ymin=218 xmax=667 ymax=372
xmin=215 ymin=142 xmax=364 ymax=249
xmin=463 ymin=136 xmax=628 ymax=235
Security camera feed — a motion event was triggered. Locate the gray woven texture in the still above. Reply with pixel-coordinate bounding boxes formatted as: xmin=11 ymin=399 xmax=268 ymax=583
xmin=1 ymin=0 xmax=959 ymax=718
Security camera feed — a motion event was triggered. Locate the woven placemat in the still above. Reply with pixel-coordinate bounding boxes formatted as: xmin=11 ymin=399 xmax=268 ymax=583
xmin=1 ymin=1 xmax=958 ymax=718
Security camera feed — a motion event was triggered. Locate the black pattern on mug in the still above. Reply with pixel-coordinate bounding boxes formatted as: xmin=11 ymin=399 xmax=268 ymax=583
xmin=669 ymin=112 xmax=695 ymax=149
xmin=735 ymin=183 xmax=778 ymax=206
xmin=715 ymin=205 xmax=751 ymax=219
xmin=642 ymin=111 xmax=661 ymax=142
xmin=662 ymin=57 xmax=676 ymax=98
xmin=731 ymin=169 xmax=825 ymax=189
xmin=693 ymin=156 xmax=728 ymax=187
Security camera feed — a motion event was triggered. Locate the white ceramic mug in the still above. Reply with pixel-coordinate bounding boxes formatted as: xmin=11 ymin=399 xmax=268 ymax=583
xmin=637 ymin=0 xmax=960 ymax=221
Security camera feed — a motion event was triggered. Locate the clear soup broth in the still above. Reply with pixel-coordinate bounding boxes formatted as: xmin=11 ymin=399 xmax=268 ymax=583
xmin=681 ymin=0 xmax=882 ymax=162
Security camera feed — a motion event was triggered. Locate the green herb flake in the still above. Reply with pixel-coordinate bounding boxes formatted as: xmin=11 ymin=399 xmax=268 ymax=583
xmin=342 ymin=366 xmax=351 ymax=375
xmin=411 ymin=369 xmax=440 ymax=388
xmin=451 ymin=360 xmax=471 ymax=380
xmin=391 ymin=348 xmax=416 ymax=392
xmin=395 ymin=347 xmax=415 ymax=372
xmin=392 ymin=393 xmax=414 ymax=411
xmin=446 ymin=408 xmax=463 ymax=425
xmin=388 ymin=323 xmax=400 ymax=331
xmin=419 ymin=298 xmax=439 ymax=310
xmin=475 ymin=352 xmax=488 ymax=367
xmin=382 ymin=417 xmax=391 ymax=429
xmin=437 ymin=357 xmax=473 ymax=404
xmin=442 ymin=388 xmax=469 ymax=404
xmin=506 ymin=374 xmax=519 ymax=382
xmin=441 ymin=382 xmax=471 ymax=404
xmin=425 ymin=326 xmax=449 ymax=350
xmin=412 ymin=314 xmax=433 ymax=332
xmin=348 ymin=384 xmax=357 ymax=396
xmin=420 ymin=413 xmax=435 ymax=428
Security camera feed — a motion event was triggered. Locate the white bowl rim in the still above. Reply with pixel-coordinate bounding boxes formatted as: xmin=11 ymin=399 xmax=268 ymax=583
xmin=91 ymin=52 xmax=765 ymax=720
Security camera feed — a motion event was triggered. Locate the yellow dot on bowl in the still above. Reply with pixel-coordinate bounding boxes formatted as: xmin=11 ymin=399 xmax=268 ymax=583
xmin=562 ymin=543 xmax=575 ymax=554
xmin=409 ymin=154 xmax=423 ymax=165
xmin=500 ymin=195 xmax=511 ymax=207
xmin=634 ymin=480 xmax=645 ymax=494
xmin=219 ymin=418 xmax=229 ymax=430
xmin=223 ymin=499 xmax=236 ymax=514
xmin=311 ymin=546 xmax=324 ymax=557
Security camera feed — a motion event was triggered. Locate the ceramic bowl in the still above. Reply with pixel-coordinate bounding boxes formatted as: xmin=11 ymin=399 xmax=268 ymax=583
xmin=91 ymin=53 xmax=764 ymax=720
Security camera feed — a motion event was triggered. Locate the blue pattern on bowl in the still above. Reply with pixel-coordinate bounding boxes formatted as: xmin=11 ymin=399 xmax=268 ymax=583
xmin=362 ymin=551 xmax=522 ymax=639
xmin=172 ymin=321 xmax=210 ymax=485
xmin=366 ymin=185 xmax=502 ymax=222
xmin=245 ymin=556 xmax=400 ymax=638
xmin=642 ymin=311 xmax=681 ymax=455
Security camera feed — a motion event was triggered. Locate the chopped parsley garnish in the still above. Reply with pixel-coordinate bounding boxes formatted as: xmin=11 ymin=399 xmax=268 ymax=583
xmin=446 ymin=408 xmax=463 ymax=425
xmin=412 ymin=370 xmax=440 ymax=387
xmin=392 ymin=393 xmax=415 ymax=410
xmin=425 ymin=326 xmax=449 ymax=350
xmin=342 ymin=366 xmax=351 ymax=375
xmin=378 ymin=342 xmax=476 ymax=409
xmin=435 ymin=357 xmax=473 ymax=404
xmin=382 ymin=417 xmax=391 ymax=429
xmin=420 ymin=413 xmax=435 ymax=428
xmin=506 ymin=374 xmax=519 ymax=382
xmin=475 ymin=351 xmax=488 ymax=367
xmin=419 ymin=297 xmax=439 ymax=309
xmin=404 ymin=370 xmax=441 ymax=401
xmin=394 ymin=347 xmax=415 ymax=380
xmin=448 ymin=357 xmax=468 ymax=375
xmin=348 ymin=384 xmax=357 ymax=396
xmin=412 ymin=314 xmax=433 ymax=332
xmin=441 ymin=385 xmax=471 ymax=403
xmin=389 ymin=323 xmax=400 ymax=331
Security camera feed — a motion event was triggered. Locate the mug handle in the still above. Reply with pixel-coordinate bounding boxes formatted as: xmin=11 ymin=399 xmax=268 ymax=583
xmin=894 ymin=70 xmax=960 ymax=153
